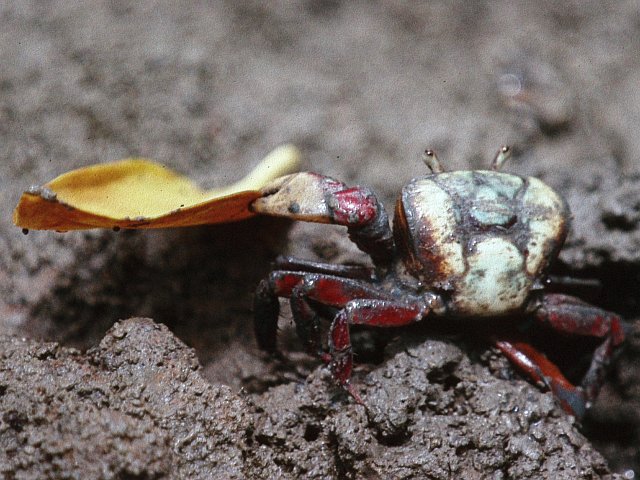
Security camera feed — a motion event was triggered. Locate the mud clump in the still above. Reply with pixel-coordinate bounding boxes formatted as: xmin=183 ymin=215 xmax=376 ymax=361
xmin=0 ymin=318 xmax=613 ymax=479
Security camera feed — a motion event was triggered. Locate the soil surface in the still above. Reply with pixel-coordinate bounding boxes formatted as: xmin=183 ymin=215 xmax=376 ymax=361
xmin=1 ymin=1 xmax=639 ymax=478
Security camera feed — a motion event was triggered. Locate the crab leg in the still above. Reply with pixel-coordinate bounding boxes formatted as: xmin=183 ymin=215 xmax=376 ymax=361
xmin=256 ymin=270 xmax=431 ymax=400
xmin=495 ymin=339 xmax=587 ymax=418
xmin=273 ymin=255 xmax=376 ymax=281
xmin=254 ymin=270 xmax=305 ymax=353
xmin=498 ymin=293 xmax=625 ymax=418
xmin=289 ymin=289 xmax=324 ymax=356
xmin=251 ymin=173 xmax=395 ymax=267
xmin=535 ymin=294 xmax=625 ymax=402
xmin=329 ymin=298 xmax=430 ymax=398
xmin=254 ymin=271 xmax=389 ymax=354
xmin=294 ymin=274 xmax=392 ymax=354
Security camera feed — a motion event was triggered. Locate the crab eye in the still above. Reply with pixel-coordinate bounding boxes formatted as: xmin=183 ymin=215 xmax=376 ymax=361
xmin=422 ymin=149 xmax=445 ymax=173
xmin=491 ymin=145 xmax=512 ymax=171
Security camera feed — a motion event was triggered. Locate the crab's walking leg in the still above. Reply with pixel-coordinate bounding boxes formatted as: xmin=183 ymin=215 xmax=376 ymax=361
xmin=273 ymin=255 xmax=376 ymax=281
xmin=497 ymin=293 xmax=625 ymax=418
xmin=254 ymin=271 xmax=389 ymax=354
xmin=536 ymin=294 xmax=625 ymax=401
xmin=251 ymin=173 xmax=395 ymax=267
xmin=292 ymin=274 xmax=391 ymax=356
xmin=255 ymin=271 xmax=302 ymax=354
xmin=329 ymin=298 xmax=430 ymax=400
xmin=495 ymin=339 xmax=586 ymax=417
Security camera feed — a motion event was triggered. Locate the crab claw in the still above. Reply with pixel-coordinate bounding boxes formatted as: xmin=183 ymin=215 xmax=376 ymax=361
xmin=251 ymin=172 xmax=395 ymax=267
xmin=251 ymin=172 xmax=340 ymax=223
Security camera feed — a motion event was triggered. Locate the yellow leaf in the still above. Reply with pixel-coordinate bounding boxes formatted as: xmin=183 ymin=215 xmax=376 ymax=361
xmin=13 ymin=144 xmax=301 ymax=231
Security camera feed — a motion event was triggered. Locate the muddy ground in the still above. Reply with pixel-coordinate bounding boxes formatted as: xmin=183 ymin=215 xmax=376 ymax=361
xmin=1 ymin=1 xmax=639 ymax=478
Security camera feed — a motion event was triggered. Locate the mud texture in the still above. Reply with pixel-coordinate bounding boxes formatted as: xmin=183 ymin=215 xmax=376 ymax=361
xmin=0 ymin=318 xmax=613 ymax=479
xmin=1 ymin=1 xmax=640 ymax=478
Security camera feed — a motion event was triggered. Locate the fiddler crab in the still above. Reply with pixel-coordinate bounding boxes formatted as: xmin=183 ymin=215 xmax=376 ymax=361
xmin=252 ymin=146 xmax=625 ymax=418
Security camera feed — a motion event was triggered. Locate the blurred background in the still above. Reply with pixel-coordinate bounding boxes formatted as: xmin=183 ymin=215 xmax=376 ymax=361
xmin=1 ymin=1 xmax=639 ymax=475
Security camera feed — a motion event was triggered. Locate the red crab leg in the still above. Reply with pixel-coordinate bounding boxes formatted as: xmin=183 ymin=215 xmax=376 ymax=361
xmin=329 ymin=298 xmax=430 ymax=400
xmin=495 ymin=339 xmax=586 ymax=417
xmin=251 ymin=173 xmax=395 ymax=267
xmin=254 ymin=271 xmax=389 ymax=354
xmin=535 ymin=294 xmax=625 ymax=403
xmin=498 ymin=293 xmax=625 ymax=418
xmin=290 ymin=274 xmax=392 ymax=356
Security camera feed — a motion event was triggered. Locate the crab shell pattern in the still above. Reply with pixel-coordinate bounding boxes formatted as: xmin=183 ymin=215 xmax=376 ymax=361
xmin=394 ymin=171 xmax=569 ymax=316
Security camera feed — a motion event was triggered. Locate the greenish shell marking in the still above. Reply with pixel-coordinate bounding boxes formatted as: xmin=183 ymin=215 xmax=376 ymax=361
xmin=453 ymin=237 xmax=528 ymax=315
xmin=399 ymin=170 xmax=568 ymax=317
xmin=435 ymin=171 xmax=523 ymax=228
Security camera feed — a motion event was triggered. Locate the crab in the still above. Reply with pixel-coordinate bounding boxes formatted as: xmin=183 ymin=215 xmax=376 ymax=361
xmin=251 ymin=146 xmax=625 ymax=418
